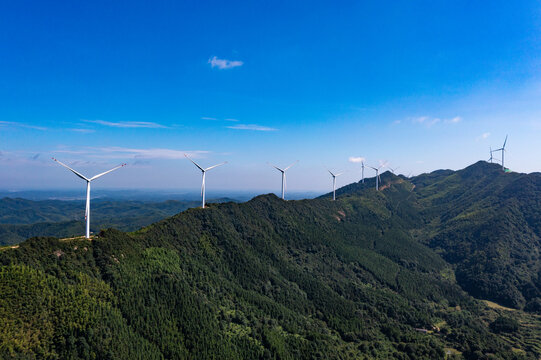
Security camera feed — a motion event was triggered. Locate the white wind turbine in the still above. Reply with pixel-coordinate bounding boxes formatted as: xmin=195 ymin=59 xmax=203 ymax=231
xmin=269 ymin=161 xmax=298 ymax=200
xmin=488 ymin=146 xmax=494 ymax=163
xmin=388 ymin=166 xmax=400 ymax=175
xmin=493 ymin=135 xmax=508 ymax=171
xmin=52 ymin=158 xmax=126 ymax=239
xmin=361 ymin=161 xmax=365 ymax=183
xmin=327 ymin=169 xmax=344 ymax=201
xmin=185 ymin=154 xmax=227 ymax=209
xmin=368 ymin=163 xmax=385 ymax=191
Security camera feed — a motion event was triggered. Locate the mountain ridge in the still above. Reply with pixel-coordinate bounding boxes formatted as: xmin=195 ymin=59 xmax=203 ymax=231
xmin=0 ymin=161 xmax=540 ymax=359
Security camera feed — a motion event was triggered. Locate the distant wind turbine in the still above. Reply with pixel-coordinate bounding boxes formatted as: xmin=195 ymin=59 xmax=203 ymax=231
xmin=493 ymin=135 xmax=508 ymax=171
xmin=361 ymin=161 xmax=365 ymax=183
xmin=327 ymin=169 xmax=344 ymax=201
xmin=185 ymin=154 xmax=227 ymax=209
xmin=488 ymin=146 xmax=494 ymax=163
xmin=388 ymin=166 xmax=400 ymax=175
xmin=269 ymin=161 xmax=298 ymax=200
xmin=368 ymin=164 xmax=385 ymax=191
xmin=52 ymin=158 xmax=126 ymax=239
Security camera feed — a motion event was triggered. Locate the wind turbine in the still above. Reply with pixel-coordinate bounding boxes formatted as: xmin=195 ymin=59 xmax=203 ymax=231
xmin=488 ymin=147 xmax=493 ymax=163
xmin=52 ymin=158 xmax=126 ymax=239
xmin=185 ymin=154 xmax=227 ymax=209
xmin=361 ymin=161 xmax=365 ymax=183
xmin=269 ymin=161 xmax=298 ymax=200
xmin=368 ymin=164 xmax=385 ymax=191
xmin=493 ymin=135 xmax=508 ymax=171
xmin=327 ymin=169 xmax=344 ymax=201
xmin=388 ymin=166 xmax=400 ymax=175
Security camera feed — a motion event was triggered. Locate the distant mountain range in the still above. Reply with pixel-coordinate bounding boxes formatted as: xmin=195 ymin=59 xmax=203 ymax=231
xmin=0 ymin=161 xmax=539 ymax=359
xmin=0 ymin=198 xmax=236 ymax=245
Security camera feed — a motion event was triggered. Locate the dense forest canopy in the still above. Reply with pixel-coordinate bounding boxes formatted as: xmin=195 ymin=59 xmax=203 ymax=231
xmin=0 ymin=161 xmax=540 ymax=359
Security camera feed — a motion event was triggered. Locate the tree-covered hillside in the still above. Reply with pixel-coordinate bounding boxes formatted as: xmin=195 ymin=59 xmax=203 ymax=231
xmin=411 ymin=162 xmax=541 ymax=311
xmin=0 ymin=161 xmax=540 ymax=359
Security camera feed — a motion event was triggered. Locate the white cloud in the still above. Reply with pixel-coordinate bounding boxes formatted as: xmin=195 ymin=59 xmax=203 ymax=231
xmin=411 ymin=116 xmax=461 ymax=127
xmin=70 ymin=128 xmax=95 ymax=133
xmin=53 ymin=146 xmax=209 ymax=160
xmin=208 ymin=56 xmax=244 ymax=70
xmin=97 ymin=147 xmax=209 ymax=159
xmin=84 ymin=120 xmax=167 ymax=128
xmin=226 ymin=124 xmax=277 ymax=131
xmin=412 ymin=116 xmax=430 ymax=124
xmin=348 ymin=156 xmax=365 ymax=163
xmin=224 ymin=118 xmax=239 ymax=122
xmin=447 ymin=116 xmax=462 ymax=123
xmin=201 ymin=117 xmax=218 ymax=121
xmin=476 ymin=132 xmax=491 ymax=141
xmin=0 ymin=121 xmax=47 ymax=131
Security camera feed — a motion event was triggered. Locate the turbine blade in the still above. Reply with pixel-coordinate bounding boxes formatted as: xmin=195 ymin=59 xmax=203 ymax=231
xmin=52 ymin=158 xmax=89 ymax=181
xmin=205 ymin=161 xmax=227 ymax=171
xmin=284 ymin=160 xmax=298 ymax=171
xmin=90 ymin=163 xmax=127 ymax=181
xmin=503 ymin=135 xmax=508 ymax=149
xmin=268 ymin=162 xmax=284 ymax=172
xmin=185 ymin=154 xmax=204 ymax=172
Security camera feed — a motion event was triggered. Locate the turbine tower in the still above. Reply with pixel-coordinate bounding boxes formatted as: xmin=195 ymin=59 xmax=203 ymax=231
xmin=361 ymin=161 xmax=365 ymax=183
xmin=327 ymin=170 xmax=343 ymax=201
xmin=52 ymin=158 xmax=126 ymax=239
xmin=493 ymin=135 xmax=508 ymax=171
xmin=185 ymin=154 xmax=227 ymax=209
xmin=269 ymin=161 xmax=298 ymax=200
xmin=368 ymin=164 xmax=384 ymax=191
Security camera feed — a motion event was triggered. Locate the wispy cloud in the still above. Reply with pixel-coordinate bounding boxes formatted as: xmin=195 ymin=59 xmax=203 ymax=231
xmin=224 ymin=118 xmax=239 ymax=122
xmin=410 ymin=116 xmax=461 ymax=127
xmin=84 ymin=120 xmax=168 ymax=128
xmin=0 ymin=121 xmax=47 ymax=131
xmin=226 ymin=124 xmax=277 ymax=131
xmin=97 ymin=147 xmax=209 ymax=159
xmin=447 ymin=116 xmax=462 ymax=124
xmin=201 ymin=117 xmax=218 ymax=121
xmin=69 ymin=128 xmax=95 ymax=133
xmin=208 ymin=56 xmax=244 ymax=70
xmin=476 ymin=132 xmax=491 ymax=141
xmin=348 ymin=156 xmax=365 ymax=163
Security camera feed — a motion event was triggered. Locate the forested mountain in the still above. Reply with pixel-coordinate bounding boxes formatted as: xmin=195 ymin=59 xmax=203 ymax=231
xmin=410 ymin=162 xmax=541 ymax=312
xmin=0 ymin=198 xmax=235 ymax=245
xmin=0 ymin=161 xmax=540 ymax=359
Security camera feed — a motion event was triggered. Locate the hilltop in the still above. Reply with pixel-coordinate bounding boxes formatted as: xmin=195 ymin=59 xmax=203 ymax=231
xmin=0 ymin=161 xmax=540 ymax=359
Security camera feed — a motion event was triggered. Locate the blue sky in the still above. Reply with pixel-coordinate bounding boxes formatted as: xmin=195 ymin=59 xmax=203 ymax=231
xmin=1 ymin=0 xmax=541 ymax=193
